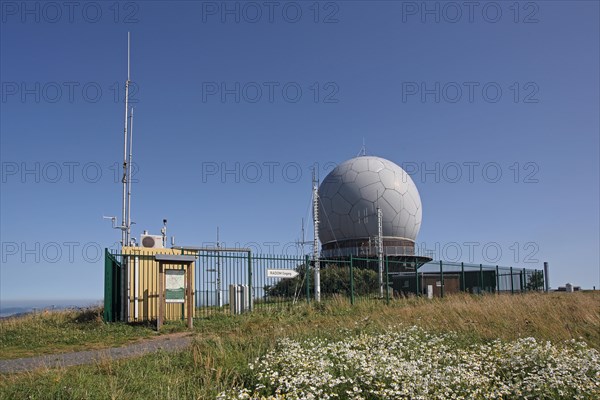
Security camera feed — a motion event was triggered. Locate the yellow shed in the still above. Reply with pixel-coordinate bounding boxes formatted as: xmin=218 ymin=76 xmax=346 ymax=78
xmin=120 ymin=246 xmax=196 ymax=322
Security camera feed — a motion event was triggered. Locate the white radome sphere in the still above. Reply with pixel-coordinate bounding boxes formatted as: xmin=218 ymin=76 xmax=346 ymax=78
xmin=318 ymin=156 xmax=422 ymax=245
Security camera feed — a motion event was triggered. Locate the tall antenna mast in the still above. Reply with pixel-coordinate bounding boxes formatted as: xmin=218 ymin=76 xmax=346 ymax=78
xmin=126 ymin=106 xmax=134 ymax=244
xmin=121 ymin=32 xmax=132 ymax=249
xmin=312 ymin=167 xmax=321 ymax=302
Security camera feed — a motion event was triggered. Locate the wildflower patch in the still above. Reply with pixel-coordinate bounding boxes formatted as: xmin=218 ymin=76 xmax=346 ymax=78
xmin=219 ymin=326 xmax=600 ymax=399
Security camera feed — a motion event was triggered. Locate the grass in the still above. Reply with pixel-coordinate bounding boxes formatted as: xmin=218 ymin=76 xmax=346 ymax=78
xmin=0 ymin=292 xmax=598 ymax=399
xmin=0 ymin=307 xmax=186 ymax=360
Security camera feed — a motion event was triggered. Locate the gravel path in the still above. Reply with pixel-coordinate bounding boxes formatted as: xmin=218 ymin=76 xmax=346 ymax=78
xmin=0 ymin=333 xmax=194 ymax=374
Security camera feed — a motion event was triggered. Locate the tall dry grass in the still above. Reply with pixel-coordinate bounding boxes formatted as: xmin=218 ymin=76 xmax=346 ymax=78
xmin=194 ymin=292 xmax=600 ymax=350
xmin=1 ymin=292 xmax=598 ymax=399
xmin=375 ymin=292 xmax=600 ymax=345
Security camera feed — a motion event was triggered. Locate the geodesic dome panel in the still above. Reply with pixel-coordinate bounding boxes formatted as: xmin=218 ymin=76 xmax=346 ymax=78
xmin=318 ymin=156 xmax=422 ymax=244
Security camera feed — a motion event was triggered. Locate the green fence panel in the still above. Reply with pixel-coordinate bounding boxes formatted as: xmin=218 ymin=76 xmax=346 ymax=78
xmin=104 ymin=249 xmax=544 ymax=323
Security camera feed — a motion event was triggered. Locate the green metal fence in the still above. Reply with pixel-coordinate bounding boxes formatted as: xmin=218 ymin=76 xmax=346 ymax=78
xmin=104 ymin=249 xmax=545 ymax=322
xmin=103 ymin=249 xmax=123 ymax=322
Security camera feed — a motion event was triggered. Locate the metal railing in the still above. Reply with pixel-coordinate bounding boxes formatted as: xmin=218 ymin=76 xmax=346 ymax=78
xmin=321 ymin=245 xmax=435 ymax=259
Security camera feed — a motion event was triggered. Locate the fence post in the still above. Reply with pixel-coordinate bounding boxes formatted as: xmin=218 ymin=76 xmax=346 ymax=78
xmin=103 ymin=249 xmax=112 ymax=322
xmin=522 ymin=268 xmax=526 ymax=292
xmin=120 ymin=254 xmax=127 ymax=322
xmin=460 ymin=262 xmax=465 ymax=292
xmin=305 ymin=255 xmax=311 ymax=304
xmin=186 ymin=261 xmax=193 ymax=329
xmin=181 ymin=246 xmax=185 ymax=320
xmin=350 ymin=255 xmax=355 ymax=305
xmin=386 ymin=256 xmax=390 ymax=304
xmin=510 ymin=267 xmax=514 ymax=294
xmin=439 ymin=260 xmax=444 ymax=298
xmin=158 ymin=262 xmax=164 ymax=331
xmin=479 ymin=263 xmax=484 ymax=294
xmin=495 ymin=265 xmax=499 ymax=293
xmin=414 ymin=258 xmax=419 ymax=297
xmin=247 ymin=251 xmax=253 ymax=312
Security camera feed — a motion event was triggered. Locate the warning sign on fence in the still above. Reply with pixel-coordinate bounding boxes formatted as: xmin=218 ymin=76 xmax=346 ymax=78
xmin=266 ymin=269 xmax=299 ymax=279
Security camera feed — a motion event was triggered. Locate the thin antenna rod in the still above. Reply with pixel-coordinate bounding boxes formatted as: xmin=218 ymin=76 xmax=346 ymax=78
xmin=121 ymin=32 xmax=131 ymax=249
xmin=127 ymin=32 xmax=131 ymax=80
xmin=126 ymin=106 xmax=134 ymax=244
xmin=357 ymin=138 xmax=366 ymax=157
xmin=301 ymin=218 xmax=305 ymax=256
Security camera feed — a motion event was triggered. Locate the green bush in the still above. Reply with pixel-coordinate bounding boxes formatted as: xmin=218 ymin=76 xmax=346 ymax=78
xmin=264 ymin=264 xmax=378 ymax=298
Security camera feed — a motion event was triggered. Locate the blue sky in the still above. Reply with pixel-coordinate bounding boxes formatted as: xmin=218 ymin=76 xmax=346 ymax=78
xmin=1 ymin=1 xmax=598 ymax=301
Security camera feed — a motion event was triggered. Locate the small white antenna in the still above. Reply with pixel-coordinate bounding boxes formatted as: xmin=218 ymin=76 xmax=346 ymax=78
xmin=161 ymin=219 xmax=167 ymax=247
xmin=357 ymin=138 xmax=366 ymax=157
xmin=103 ymin=215 xmax=117 ymax=228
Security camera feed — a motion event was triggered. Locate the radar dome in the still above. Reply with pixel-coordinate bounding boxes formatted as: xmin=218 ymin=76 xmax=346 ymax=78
xmin=318 ymin=156 xmax=422 ymax=254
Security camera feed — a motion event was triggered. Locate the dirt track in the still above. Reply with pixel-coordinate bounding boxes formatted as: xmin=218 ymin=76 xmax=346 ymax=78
xmin=0 ymin=332 xmax=193 ymax=374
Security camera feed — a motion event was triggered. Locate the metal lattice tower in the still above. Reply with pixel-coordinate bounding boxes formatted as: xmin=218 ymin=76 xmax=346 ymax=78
xmin=377 ymin=206 xmax=384 ymax=298
xmin=312 ymin=167 xmax=321 ymax=302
